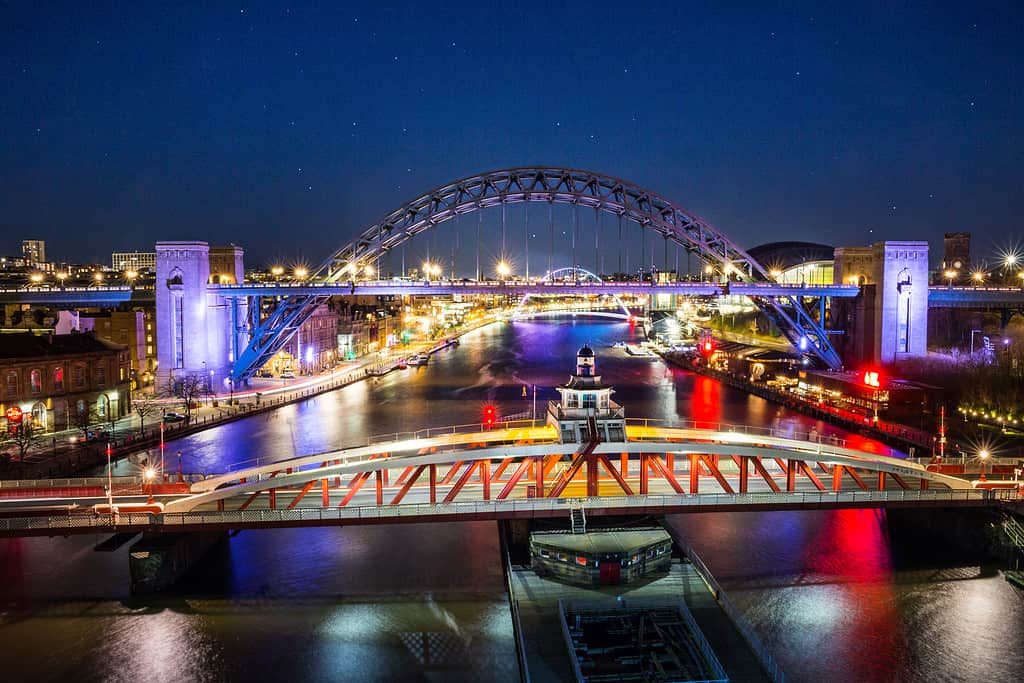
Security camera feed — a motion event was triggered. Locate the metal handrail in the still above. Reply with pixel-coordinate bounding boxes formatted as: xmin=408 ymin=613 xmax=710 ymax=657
xmin=0 ymin=489 xmax=1008 ymax=534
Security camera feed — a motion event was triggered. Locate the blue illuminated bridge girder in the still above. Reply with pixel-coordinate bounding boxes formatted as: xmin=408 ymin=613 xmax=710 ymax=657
xmin=231 ymin=167 xmax=850 ymax=380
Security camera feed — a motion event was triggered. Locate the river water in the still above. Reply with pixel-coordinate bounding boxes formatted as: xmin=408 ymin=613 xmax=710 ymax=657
xmin=1 ymin=320 xmax=1021 ymax=682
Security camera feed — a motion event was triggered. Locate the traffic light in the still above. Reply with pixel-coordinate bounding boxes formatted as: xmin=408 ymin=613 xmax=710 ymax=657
xmin=483 ymin=404 xmax=497 ymax=428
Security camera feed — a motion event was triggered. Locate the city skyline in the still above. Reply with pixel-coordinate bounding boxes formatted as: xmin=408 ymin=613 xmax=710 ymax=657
xmin=2 ymin=2 xmax=1023 ymax=266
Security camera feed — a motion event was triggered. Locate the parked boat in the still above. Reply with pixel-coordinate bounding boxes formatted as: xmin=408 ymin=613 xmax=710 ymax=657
xmin=625 ymin=344 xmax=655 ymax=357
xmin=408 ymin=352 xmax=430 ymax=366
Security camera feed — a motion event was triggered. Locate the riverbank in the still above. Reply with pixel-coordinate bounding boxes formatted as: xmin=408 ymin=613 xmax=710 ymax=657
xmin=659 ymin=350 xmax=936 ymax=456
xmin=0 ymin=317 xmax=500 ymax=480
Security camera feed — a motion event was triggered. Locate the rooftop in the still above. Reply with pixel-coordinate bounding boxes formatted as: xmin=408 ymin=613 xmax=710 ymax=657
xmin=0 ymin=331 xmax=127 ymax=361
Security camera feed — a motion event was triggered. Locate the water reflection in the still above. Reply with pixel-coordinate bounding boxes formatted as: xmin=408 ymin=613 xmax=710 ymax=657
xmin=5 ymin=321 xmax=1016 ymax=682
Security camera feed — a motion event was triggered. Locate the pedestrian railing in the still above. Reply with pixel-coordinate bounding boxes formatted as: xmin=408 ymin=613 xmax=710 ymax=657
xmin=0 ymin=488 xmax=1012 ymax=535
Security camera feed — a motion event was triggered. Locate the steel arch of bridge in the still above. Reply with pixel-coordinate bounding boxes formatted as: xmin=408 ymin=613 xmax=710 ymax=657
xmin=232 ymin=167 xmax=842 ymax=381
xmin=511 ymin=267 xmax=633 ymax=320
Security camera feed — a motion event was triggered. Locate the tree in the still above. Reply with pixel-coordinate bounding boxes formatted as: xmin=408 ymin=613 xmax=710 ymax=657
xmin=166 ymin=372 xmax=204 ymax=422
xmin=4 ymin=419 xmax=44 ymax=461
xmin=133 ymin=393 xmax=161 ymax=435
xmin=71 ymin=401 xmax=100 ymax=440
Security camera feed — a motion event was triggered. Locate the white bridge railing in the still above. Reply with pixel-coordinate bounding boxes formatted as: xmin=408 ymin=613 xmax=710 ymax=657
xmin=0 ymin=489 xmax=1013 ymax=535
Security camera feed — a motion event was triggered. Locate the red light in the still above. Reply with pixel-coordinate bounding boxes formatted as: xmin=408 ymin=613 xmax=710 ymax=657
xmin=863 ymin=370 xmax=880 ymax=388
xmin=483 ymin=404 xmax=497 ymax=427
xmin=701 ymin=338 xmax=715 ymax=355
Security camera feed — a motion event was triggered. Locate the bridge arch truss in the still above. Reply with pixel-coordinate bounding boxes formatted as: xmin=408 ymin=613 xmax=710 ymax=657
xmin=233 ymin=168 xmax=842 ymax=381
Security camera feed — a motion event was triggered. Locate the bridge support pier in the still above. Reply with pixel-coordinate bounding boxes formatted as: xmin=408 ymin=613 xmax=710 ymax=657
xmin=128 ymin=531 xmax=226 ymax=594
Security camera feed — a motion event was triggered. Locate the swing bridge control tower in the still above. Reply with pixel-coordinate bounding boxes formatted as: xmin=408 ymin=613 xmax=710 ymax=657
xmin=548 ymin=345 xmax=627 ymax=444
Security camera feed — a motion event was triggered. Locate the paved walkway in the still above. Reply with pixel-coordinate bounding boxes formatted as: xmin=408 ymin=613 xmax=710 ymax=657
xmin=509 ymin=560 xmax=772 ymax=683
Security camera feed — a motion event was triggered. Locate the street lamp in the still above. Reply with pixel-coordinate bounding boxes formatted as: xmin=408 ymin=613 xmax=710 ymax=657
xmin=496 ymin=261 xmax=511 ymax=279
xmin=29 ymin=272 xmax=44 ymax=286
xmin=271 ymin=266 xmax=284 ymax=278
xmin=944 ymin=270 xmax=957 ymax=287
xmin=770 ymin=269 xmax=782 ymax=281
xmin=978 ymin=449 xmax=990 ymax=481
xmin=56 ymin=272 xmax=68 ymax=288
xmin=970 ymin=329 xmax=984 ymax=356
xmin=294 ymin=266 xmax=308 ymax=279
xmin=93 ymin=272 xmax=104 ymax=284
xmin=971 ymin=271 xmax=985 ymax=284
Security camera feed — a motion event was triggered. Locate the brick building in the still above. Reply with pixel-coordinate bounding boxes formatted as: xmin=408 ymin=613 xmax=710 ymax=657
xmin=0 ymin=332 xmax=132 ymax=434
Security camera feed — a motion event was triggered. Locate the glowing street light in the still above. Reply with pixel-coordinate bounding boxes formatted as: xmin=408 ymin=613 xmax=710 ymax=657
xmin=769 ymin=269 xmax=782 ymax=280
xmin=496 ymin=261 xmax=511 ymax=279
xmin=56 ymin=272 xmax=68 ymax=286
xmin=978 ymin=449 xmax=990 ymax=481
xmin=294 ymin=266 xmax=308 ymax=279
xmin=270 ymin=266 xmax=284 ymax=277
xmin=93 ymin=272 xmax=104 ymax=283
xmin=971 ymin=271 xmax=985 ymax=284
xmin=944 ymin=269 xmax=957 ymax=287
xmin=363 ymin=264 xmax=375 ymax=278
xmin=29 ymin=272 xmax=44 ymax=284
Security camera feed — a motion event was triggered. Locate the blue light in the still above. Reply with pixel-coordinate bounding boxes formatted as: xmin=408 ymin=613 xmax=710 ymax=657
xmin=305 ymin=347 xmax=314 ymax=365
xmin=799 ymin=336 xmax=808 ymax=351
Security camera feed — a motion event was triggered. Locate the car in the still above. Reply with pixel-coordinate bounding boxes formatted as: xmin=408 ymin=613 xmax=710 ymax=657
xmin=280 ymin=371 xmax=296 ymax=379
xmin=255 ymin=370 xmax=273 ymax=378
xmin=162 ymin=412 xmax=187 ymax=423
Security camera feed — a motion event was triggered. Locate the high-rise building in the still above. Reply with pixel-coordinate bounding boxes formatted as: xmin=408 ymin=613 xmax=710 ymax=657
xmin=111 ymin=251 xmax=157 ymax=272
xmin=21 ymin=239 xmax=45 ymax=266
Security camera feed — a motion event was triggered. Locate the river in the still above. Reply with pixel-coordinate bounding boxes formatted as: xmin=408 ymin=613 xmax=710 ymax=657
xmin=1 ymin=320 xmax=1020 ymax=682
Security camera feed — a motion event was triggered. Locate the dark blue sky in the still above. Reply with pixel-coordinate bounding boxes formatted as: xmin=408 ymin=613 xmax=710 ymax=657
xmin=2 ymin=1 xmax=1022 ymax=268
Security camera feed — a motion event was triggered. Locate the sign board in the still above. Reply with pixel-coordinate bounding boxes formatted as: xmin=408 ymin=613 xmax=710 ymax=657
xmin=5 ymin=406 xmax=23 ymax=423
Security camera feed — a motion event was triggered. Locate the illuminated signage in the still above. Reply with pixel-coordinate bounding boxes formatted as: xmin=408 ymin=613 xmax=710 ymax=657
xmin=863 ymin=371 xmax=880 ymax=388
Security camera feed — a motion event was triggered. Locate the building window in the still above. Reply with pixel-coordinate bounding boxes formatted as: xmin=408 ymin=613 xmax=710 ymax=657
xmin=96 ymin=395 xmax=107 ymax=418
xmin=96 ymin=363 xmax=107 ymax=388
xmin=72 ymin=365 xmax=86 ymax=389
xmin=30 ymin=369 xmax=42 ymax=394
xmin=120 ymin=368 xmax=125 ymax=381
xmin=566 ymin=394 xmax=578 ymax=408
xmin=53 ymin=367 xmax=64 ymax=391
xmin=5 ymin=371 xmax=17 ymax=399
xmin=76 ymin=399 xmax=86 ymax=415
xmin=582 ymin=393 xmax=596 ymax=409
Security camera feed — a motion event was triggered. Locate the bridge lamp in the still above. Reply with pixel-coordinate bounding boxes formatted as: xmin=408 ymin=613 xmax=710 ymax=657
xmin=56 ymin=272 xmax=67 ymax=282
xmin=971 ymin=271 xmax=985 ymax=283
xmin=496 ymin=261 xmax=511 ymax=279
xmin=363 ymin=264 xmax=375 ymax=277
xmin=93 ymin=272 xmax=104 ymax=283
xmin=770 ymin=269 xmax=782 ymax=280
xmin=294 ymin=267 xmax=308 ymax=279
xmin=270 ymin=266 xmax=284 ymax=277
xmin=29 ymin=272 xmax=44 ymax=285
xmin=978 ymin=449 xmax=990 ymax=481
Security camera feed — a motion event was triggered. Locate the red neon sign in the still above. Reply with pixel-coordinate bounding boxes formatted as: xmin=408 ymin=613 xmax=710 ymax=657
xmin=863 ymin=371 xmax=880 ymax=388
xmin=483 ymin=404 xmax=497 ymax=427
xmin=5 ymin=406 xmax=23 ymax=423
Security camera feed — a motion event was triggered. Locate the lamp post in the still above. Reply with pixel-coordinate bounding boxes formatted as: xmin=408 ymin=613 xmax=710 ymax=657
xmin=944 ymin=270 xmax=957 ymax=288
xmin=979 ymin=449 xmax=990 ymax=481
xmin=970 ymin=329 xmax=984 ymax=356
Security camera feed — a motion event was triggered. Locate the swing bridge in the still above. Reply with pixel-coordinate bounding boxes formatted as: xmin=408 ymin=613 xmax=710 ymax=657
xmin=0 ymin=416 xmax=1014 ymax=538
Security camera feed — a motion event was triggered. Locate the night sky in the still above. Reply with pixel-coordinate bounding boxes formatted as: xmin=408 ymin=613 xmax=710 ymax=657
xmin=2 ymin=2 xmax=1022 ymax=269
